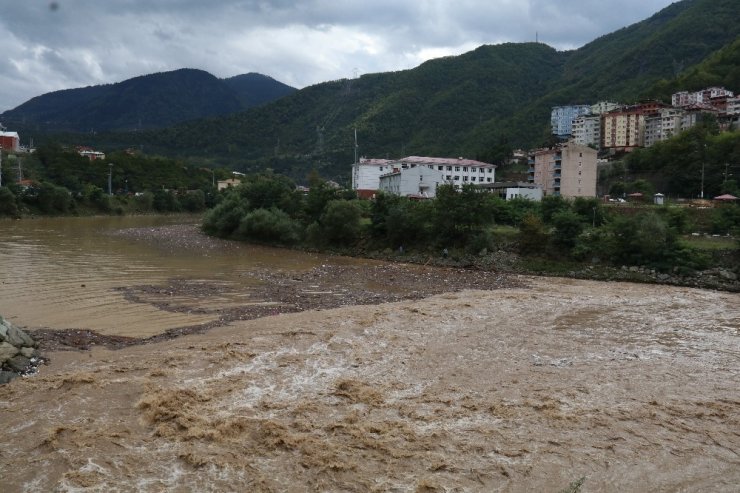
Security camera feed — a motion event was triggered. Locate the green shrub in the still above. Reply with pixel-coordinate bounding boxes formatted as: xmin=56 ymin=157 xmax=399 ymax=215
xmin=0 ymin=187 xmax=19 ymax=217
xmin=551 ymin=209 xmax=585 ymax=250
xmin=319 ymin=199 xmax=362 ymax=245
xmin=202 ymin=193 xmax=248 ymax=237
xmin=236 ymin=208 xmax=301 ymax=244
xmin=181 ymin=190 xmax=206 ymax=212
xmin=36 ymin=182 xmax=72 ymax=213
xmin=518 ymin=213 xmax=549 ymax=254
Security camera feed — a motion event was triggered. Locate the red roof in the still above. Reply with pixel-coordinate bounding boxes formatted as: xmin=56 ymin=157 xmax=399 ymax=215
xmin=713 ymin=194 xmax=738 ymax=201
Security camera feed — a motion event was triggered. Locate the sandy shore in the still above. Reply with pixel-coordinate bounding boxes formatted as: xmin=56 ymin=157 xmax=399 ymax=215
xmin=1 ymin=276 xmax=738 ymax=491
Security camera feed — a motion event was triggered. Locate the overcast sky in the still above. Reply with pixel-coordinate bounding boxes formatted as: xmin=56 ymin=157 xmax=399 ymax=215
xmin=0 ymin=0 xmax=678 ymax=112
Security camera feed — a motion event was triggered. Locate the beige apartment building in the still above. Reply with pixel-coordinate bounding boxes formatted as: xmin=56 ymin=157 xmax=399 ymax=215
xmin=602 ymin=110 xmax=645 ymax=151
xmin=528 ymin=142 xmax=598 ymax=198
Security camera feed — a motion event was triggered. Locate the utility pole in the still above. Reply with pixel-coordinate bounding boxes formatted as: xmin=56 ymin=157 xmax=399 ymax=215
xmin=108 ymin=163 xmax=113 ymax=196
xmin=354 ymin=128 xmax=358 ymax=165
xmin=0 ymin=146 xmax=3 ymax=188
xmin=17 ymin=158 xmax=22 ymax=183
xmin=700 ymin=163 xmax=705 ymax=199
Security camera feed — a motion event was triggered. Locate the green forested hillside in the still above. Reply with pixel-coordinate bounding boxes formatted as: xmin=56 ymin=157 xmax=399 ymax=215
xmin=18 ymin=0 xmax=740 ymax=182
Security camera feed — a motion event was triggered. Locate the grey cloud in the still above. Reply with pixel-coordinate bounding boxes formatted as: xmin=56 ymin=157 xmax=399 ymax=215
xmin=0 ymin=0 xmax=676 ymax=112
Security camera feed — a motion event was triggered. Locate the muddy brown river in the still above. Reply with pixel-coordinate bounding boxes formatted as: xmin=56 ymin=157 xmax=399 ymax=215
xmin=0 ymin=216 xmax=372 ymax=337
xmin=0 ymin=216 xmax=738 ymax=492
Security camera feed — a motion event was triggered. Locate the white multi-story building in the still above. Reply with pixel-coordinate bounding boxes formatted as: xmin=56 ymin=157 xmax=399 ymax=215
xmin=672 ymin=87 xmax=735 ymax=107
xmin=590 ymin=101 xmax=621 ymax=115
xmin=644 ymin=108 xmax=685 ymax=147
xmin=405 ymin=156 xmax=496 ymax=187
xmin=726 ymin=96 xmax=740 ymax=116
xmin=351 ymin=158 xmax=395 ymax=198
xmin=551 ymin=105 xmax=591 ymax=139
xmin=352 ymin=156 xmax=496 ymax=198
xmin=572 ymin=115 xmax=601 ymax=148
xmin=378 ymin=166 xmax=446 ymax=198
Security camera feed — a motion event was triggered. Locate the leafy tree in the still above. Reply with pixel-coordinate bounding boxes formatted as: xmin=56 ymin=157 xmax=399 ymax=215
xmin=540 ymin=195 xmax=570 ymax=224
xmin=202 ymin=192 xmax=247 ymax=237
xmin=433 ymin=184 xmax=490 ymax=245
xmin=384 ymin=199 xmax=433 ymax=247
xmin=518 ymin=213 xmax=548 ymax=254
xmin=0 ymin=187 xmax=19 ymax=217
xmin=181 ymin=190 xmax=206 ymax=212
xmin=35 ymin=182 xmax=73 ymax=213
xmin=317 ymin=199 xmax=362 ymax=245
xmin=153 ymin=189 xmax=181 ymax=212
xmin=551 ymin=209 xmax=585 ymax=250
xmin=236 ymin=208 xmax=301 ymax=244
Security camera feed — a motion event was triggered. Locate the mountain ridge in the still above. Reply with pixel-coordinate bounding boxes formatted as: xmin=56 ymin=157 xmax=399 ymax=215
xmin=0 ymin=68 xmax=297 ymax=132
xmin=5 ymin=0 xmax=740 ymax=181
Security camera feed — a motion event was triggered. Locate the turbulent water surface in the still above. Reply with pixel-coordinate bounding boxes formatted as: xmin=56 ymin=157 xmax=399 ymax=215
xmin=0 ymin=216 xmax=738 ymax=492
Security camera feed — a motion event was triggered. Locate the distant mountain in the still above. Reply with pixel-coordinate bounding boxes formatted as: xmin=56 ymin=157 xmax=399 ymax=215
xmin=223 ymin=73 xmax=297 ymax=108
xmin=0 ymin=69 xmax=296 ymax=132
xmin=85 ymin=0 xmax=737 ymax=179
xmin=14 ymin=0 xmax=740 ymax=183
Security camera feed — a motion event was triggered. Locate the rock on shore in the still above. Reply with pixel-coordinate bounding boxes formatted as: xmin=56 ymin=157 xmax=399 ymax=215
xmin=0 ymin=315 xmax=42 ymax=384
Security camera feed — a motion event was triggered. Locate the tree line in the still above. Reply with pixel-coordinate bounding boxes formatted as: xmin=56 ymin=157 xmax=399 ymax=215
xmin=203 ymin=171 xmax=739 ymax=274
xmin=0 ymin=144 xmax=225 ymax=217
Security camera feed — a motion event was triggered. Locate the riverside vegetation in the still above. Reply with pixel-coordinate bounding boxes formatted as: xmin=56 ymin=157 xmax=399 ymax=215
xmin=202 ymin=171 xmax=740 ymax=290
xmin=0 ymin=144 xmax=226 ymax=217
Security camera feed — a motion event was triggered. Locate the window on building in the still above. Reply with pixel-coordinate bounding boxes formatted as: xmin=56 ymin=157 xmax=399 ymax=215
xmin=438 ymin=166 xmax=443 ymax=171
xmin=446 ymin=175 xmax=452 ymax=180
xmin=455 ymin=166 xmax=460 ymax=171
xmin=479 ymin=168 xmax=484 ymax=173
xmin=487 ymin=178 xmax=492 ymax=182
xmin=379 ymin=167 xmax=383 ymax=171
xmin=488 ymin=169 xmax=492 ymax=173
xmin=579 ymin=152 xmax=582 ymax=157
xmin=454 ymin=176 xmax=460 ymax=181
xmin=471 ymin=177 xmax=476 ymax=182
xmin=446 ymin=166 xmax=452 ymax=171
xmin=428 ymin=165 xmax=433 ymax=169
xmin=463 ymin=176 xmax=469 ymax=181
xmin=462 ymin=167 xmax=468 ymax=172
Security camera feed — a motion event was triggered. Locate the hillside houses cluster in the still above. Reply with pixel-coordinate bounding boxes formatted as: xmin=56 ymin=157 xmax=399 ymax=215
xmin=553 ymin=86 xmax=739 ymax=152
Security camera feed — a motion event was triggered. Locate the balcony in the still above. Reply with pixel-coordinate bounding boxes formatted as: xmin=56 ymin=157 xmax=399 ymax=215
xmin=528 ymin=167 xmax=535 ymax=173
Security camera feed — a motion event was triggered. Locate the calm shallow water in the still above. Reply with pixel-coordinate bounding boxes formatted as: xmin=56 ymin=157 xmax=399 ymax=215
xmin=0 ymin=215 xmax=364 ymax=336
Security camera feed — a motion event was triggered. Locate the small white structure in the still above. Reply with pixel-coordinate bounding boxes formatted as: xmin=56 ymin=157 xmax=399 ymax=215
xmin=378 ymin=166 xmax=446 ymax=198
xmin=654 ymin=193 xmax=665 ymax=205
xmin=479 ymin=181 xmax=543 ymax=201
xmin=217 ymin=178 xmax=241 ymax=191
